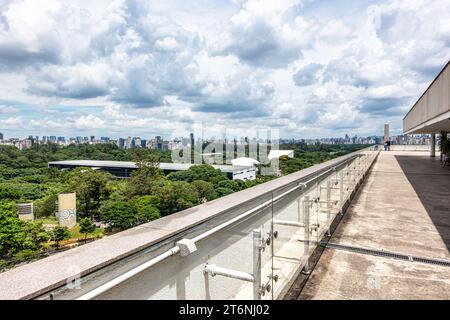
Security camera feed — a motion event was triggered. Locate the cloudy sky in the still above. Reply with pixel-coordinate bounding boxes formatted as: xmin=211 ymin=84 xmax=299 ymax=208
xmin=0 ymin=0 xmax=449 ymax=140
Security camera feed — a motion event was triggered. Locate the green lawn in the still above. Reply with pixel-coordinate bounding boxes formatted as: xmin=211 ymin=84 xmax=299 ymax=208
xmin=35 ymin=218 xmax=58 ymax=225
xmin=68 ymin=224 xmax=105 ymax=240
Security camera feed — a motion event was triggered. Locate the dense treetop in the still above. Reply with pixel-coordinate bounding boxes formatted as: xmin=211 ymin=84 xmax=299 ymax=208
xmin=0 ymin=142 xmax=369 ymax=269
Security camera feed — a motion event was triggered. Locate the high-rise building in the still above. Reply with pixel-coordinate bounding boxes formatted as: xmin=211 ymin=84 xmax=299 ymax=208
xmin=384 ymin=123 xmax=390 ymax=142
xmin=118 ymin=138 xmax=125 ymax=149
xmin=155 ymin=136 xmax=163 ymax=150
xmin=190 ymin=133 xmax=194 ymax=146
xmin=134 ymin=137 xmax=141 ymax=148
xmin=0 ymin=132 xmax=4 ymax=141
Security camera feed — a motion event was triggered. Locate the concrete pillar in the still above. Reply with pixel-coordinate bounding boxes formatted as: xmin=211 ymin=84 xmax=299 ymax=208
xmin=431 ymin=133 xmax=436 ymax=157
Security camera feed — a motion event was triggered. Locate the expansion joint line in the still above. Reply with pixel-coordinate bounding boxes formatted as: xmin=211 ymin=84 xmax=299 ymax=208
xmin=320 ymin=242 xmax=450 ymax=267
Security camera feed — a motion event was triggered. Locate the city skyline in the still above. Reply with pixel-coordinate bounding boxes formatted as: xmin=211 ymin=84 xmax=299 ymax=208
xmin=0 ymin=0 xmax=450 ymax=139
xmin=0 ymin=130 xmax=384 ymax=141
xmin=0 ymin=129 xmax=431 ymax=152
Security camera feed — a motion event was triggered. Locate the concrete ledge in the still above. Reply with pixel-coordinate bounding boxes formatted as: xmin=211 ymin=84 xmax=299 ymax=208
xmin=0 ymin=148 xmax=370 ymax=300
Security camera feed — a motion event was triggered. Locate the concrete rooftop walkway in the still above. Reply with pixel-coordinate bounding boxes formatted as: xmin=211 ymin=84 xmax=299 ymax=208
xmin=299 ymin=151 xmax=450 ymax=300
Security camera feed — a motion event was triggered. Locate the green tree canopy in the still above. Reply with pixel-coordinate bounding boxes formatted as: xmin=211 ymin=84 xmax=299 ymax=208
xmin=125 ymin=153 xmax=163 ymax=198
xmin=215 ymin=187 xmax=234 ymax=197
xmin=79 ymin=217 xmax=96 ymax=241
xmin=167 ymin=164 xmax=227 ymax=184
xmin=129 ymin=195 xmax=161 ymax=224
xmin=101 ymin=200 xmax=137 ymax=231
xmin=67 ymin=168 xmax=112 ymax=218
xmin=0 ymin=201 xmax=24 ymax=256
xmin=216 ymin=180 xmax=243 ymax=192
xmin=0 ymin=201 xmax=50 ymax=258
xmin=0 ymin=184 xmax=23 ymax=201
xmin=22 ymin=221 xmax=50 ymax=251
xmin=191 ymin=180 xmax=217 ymax=202
xmin=49 ymin=226 xmax=70 ymax=250
xmin=150 ymin=180 xmax=200 ymax=215
xmin=135 ymin=205 xmax=160 ymax=224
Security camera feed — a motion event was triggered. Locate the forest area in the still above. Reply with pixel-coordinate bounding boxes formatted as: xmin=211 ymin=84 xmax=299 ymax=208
xmin=0 ymin=142 xmax=369 ymax=270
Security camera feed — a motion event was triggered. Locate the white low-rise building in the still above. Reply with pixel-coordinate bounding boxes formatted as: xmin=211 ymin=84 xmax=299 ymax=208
xmin=232 ymin=167 xmax=257 ymax=181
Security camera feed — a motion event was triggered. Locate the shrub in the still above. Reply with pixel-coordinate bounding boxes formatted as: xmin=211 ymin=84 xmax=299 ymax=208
xmin=215 ymin=187 xmax=234 ymax=197
xmin=13 ymin=249 xmax=39 ymax=262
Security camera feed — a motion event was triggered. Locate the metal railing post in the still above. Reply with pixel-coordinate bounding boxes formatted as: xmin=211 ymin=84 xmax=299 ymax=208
xmin=253 ymin=228 xmax=262 ymax=300
xmin=339 ymin=171 xmax=344 ymax=215
xmin=302 ymin=196 xmax=310 ymax=273
xmin=326 ymin=180 xmax=332 ymax=236
xmin=360 ymin=156 xmax=363 ymax=179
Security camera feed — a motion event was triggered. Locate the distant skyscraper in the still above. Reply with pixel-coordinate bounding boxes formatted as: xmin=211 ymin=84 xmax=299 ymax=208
xmin=384 ymin=123 xmax=390 ymax=142
xmin=0 ymin=132 xmax=4 ymax=140
xmin=134 ymin=137 xmax=141 ymax=148
xmin=118 ymin=138 xmax=125 ymax=149
xmin=190 ymin=133 xmax=194 ymax=146
xmin=155 ymin=136 xmax=163 ymax=150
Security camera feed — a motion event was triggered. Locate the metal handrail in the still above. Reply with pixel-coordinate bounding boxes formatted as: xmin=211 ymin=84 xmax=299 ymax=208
xmin=77 ymin=247 xmax=181 ymax=300
xmin=75 ymin=149 xmax=376 ymax=300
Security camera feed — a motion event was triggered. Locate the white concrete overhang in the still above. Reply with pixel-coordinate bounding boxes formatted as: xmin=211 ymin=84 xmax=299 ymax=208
xmin=404 ymin=110 xmax=450 ymax=134
xmin=403 ymin=60 xmax=450 ymax=134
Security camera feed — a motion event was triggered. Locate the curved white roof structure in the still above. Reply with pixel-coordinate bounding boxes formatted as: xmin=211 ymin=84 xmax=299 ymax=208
xmin=231 ymin=157 xmax=260 ymax=166
xmin=268 ymin=150 xmax=294 ymax=160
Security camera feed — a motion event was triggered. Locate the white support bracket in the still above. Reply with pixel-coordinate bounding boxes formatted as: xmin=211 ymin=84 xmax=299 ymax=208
xmin=273 ymin=219 xmax=305 ymax=228
xmin=298 ymin=182 xmax=307 ymax=189
xmin=176 ymin=239 xmax=198 ymax=257
xmin=203 ymin=263 xmax=255 ymax=283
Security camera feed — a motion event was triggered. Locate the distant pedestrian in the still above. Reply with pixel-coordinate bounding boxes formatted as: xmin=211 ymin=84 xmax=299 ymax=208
xmin=384 ymin=141 xmax=388 ymax=151
xmin=386 ymin=140 xmax=391 ymax=151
